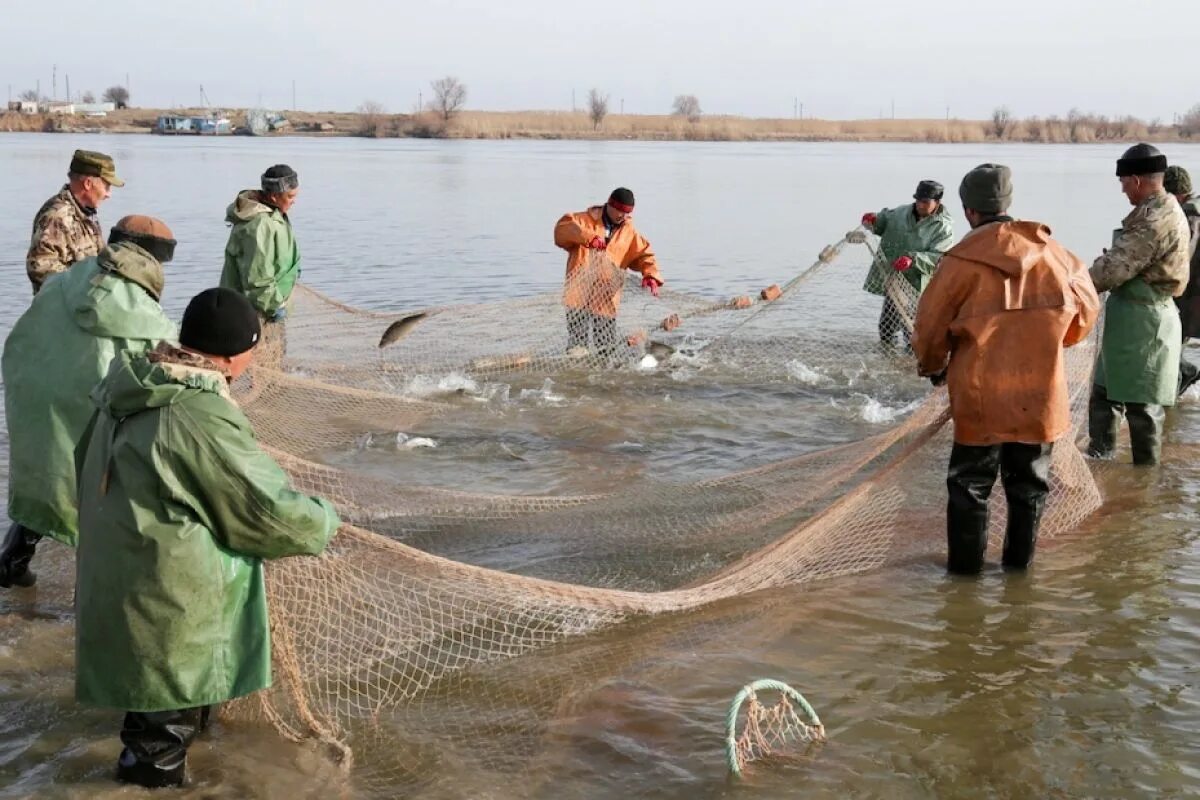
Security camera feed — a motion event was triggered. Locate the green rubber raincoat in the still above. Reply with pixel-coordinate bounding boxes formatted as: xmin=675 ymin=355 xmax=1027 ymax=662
xmin=74 ymin=344 xmax=339 ymax=712
xmin=2 ymin=243 xmax=176 ymax=545
xmin=219 ymin=190 xmax=301 ymax=318
xmin=862 ymin=203 xmax=954 ymax=296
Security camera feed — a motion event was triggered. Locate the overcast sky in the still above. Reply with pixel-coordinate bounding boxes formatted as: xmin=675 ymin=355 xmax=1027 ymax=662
xmin=4 ymin=0 xmax=1197 ymax=120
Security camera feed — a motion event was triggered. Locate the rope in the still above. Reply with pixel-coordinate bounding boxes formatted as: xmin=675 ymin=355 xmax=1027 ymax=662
xmin=725 ymin=678 xmax=824 ymax=778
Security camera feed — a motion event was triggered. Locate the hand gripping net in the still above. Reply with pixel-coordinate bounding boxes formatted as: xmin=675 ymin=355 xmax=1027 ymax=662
xmin=220 ymin=228 xmax=1103 ymax=791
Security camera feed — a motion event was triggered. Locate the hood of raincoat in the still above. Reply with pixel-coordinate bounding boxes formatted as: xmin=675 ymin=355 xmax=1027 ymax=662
xmin=225 ymin=189 xmax=278 ymax=224
xmin=943 ymin=219 xmax=1050 ymax=279
xmin=61 ymin=243 xmax=166 ymax=337
xmin=90 ymin=342 xmax=230 ymax=422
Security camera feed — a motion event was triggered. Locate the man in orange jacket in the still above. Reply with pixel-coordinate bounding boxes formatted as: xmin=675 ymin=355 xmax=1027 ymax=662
xmin=912 ymin=164 xmax=1100 ymax=575
xmin=554 ymin=187 xmax=662 ymax=354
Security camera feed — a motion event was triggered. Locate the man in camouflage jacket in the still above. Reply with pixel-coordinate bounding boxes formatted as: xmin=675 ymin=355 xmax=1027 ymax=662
xmin=26 ymin=150 xmax=124 ymax=294
xmin=1088 ymin=145 xmax=1190 ymax=465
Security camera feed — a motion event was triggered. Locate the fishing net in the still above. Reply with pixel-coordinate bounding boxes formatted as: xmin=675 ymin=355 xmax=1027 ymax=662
xmin=220 ymin=229 xmax=1103 ymax=792
xmin=725 ymin=679 xmax=826 ymax=778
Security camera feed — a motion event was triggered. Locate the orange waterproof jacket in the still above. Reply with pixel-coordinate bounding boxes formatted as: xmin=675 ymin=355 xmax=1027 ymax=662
xmin=912 ymin=220 xmax=1100 ymax=446
xmin=555 ymin=206 xmax=661 ymax=317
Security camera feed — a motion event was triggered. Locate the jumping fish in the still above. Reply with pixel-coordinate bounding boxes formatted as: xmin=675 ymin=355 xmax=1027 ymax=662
xmin=378 ymin=312 xmax=429 ymax=349
xmin=646 ymin=340 xmax=677 ymax=361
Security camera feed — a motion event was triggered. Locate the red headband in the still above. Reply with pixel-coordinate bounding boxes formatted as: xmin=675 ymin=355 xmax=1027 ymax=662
xmin=608 ymin=200 xmax=634 ymax=213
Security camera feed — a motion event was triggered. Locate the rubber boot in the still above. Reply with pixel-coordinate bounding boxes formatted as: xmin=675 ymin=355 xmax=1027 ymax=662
xmin=947 ymin=504 xmax=989 ymax=575
xmin=1086 ymin=384 xmax=1121 ymax=459
xmin=999 ymin=443 xmax=1052 ymax=569
xmin=0 ymin=523 xmax=41 ymax=588
xmin=946 ymin=444 xmax=999 ymax=575
xmin=115 ymin=706 xmax=210 ymax=789
xmin=1179 ymin=357 xmax=1200 ymax=397
xmin=1126 ymin=403 xmax=1164 ymax=466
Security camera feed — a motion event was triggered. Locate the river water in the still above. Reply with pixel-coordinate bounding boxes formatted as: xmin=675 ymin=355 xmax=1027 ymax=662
xmin=0 ymin=134 xmax=1197 ymax=798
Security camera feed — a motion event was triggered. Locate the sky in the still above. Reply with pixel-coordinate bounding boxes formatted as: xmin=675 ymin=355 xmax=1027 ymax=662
xmin=4 ymin=0 xmax=1199 ymax=121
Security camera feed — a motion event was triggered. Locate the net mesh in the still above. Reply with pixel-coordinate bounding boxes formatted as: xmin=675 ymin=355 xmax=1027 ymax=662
xmin=214 ymin=231 xmax=1102 ymax=791
xmin=728 ymin=681 xmax=826 ymax=777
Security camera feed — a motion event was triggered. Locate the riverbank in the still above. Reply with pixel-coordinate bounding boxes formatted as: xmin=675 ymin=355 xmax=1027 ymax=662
xmin=2 ymin=107 xmax=1193 ymax=144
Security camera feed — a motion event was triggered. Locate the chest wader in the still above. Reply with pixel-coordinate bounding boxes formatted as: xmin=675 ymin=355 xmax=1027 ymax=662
xmin=945 ymin=442 xmax=1054 ymax=575
xmin=1088 ymin=279 xmax=1181 ymax=465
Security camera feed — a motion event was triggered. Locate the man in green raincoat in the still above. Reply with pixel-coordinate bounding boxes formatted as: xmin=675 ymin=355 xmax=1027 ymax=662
xmin=1087 ymin=145 xmax=1191 ymax=465
xmin=74 ymin=288 xmax=340 ymax=788
xmin=0 ymin=216 xmax=178 ymax=589
xmin=861 ymin=179 xmax=955 ymax=345
xmin=1164 ymin=165 xmax=1200 ymax=396
xmin=219 ymin=164 xmax=301 ymax=367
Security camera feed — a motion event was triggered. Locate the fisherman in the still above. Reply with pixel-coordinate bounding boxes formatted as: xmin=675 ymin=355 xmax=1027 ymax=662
xmin=1163 ymin=165 xmax=1200 ymax=396
xmin=74 ymin=288 xmax=340 ymax=789
xmin=554 ymin=187 xmax=662 ymax=355
xmin=861 ymin=179 xmax=955 ymax=346
xmin=1087 ymin=144 xmax=1191 ymax=465
xmin=220 ymin=164 xmax=302 ymax=367
xmin=912 ymin=164 xmax=1099 ymax=574
xmin=0 ymin=216 xmax=178 ymax=589
xmin=26 ymin=149 xmax=123 ymax=294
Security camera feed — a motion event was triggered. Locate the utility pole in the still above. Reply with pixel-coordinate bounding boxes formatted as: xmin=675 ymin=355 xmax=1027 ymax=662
xmin=572 ymin=88 xmax=576 ymax=112
xmin=620 ymin=98 xmax=624 ymax=114
xmin=66 ymin=75 xmax=70 ymax=103
xmin=418 ymin=90 xmax=423 ymax=111
xmin=946 ymin=105 xmax=950 ymax=121
xmin=800 ymin=102 xmax=804 ymax=120
xmin=52 ymin=64 xmax=57 ymax=99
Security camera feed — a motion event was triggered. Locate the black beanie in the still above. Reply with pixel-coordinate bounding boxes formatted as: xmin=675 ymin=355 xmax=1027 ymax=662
xmin=261 ymin=164 xmax=299 ymax=194
xmin=1116 ymin=143 xmax=1167 ymax=177
xmin=180 ymin=288 xmax=262 ymax=357
xmin=608 ymin=187 xmax=635 ymax=209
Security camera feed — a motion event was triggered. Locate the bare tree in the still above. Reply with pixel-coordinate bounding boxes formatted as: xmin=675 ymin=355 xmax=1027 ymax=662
xmin=356 ymin=100 xmax=387 ymax=137
xmin=102 ymin=85 xmax=130 ymax=107
xmin=1067 ymin=108 xmax=1085 ymax=142
xmin=18 ymin=89 xmax=40 ymax=102
xmin=429 ymin=76 xmax=467 ymax=122
xmin=990 ymin=106 xmax=1012 ymax=139
xmin=1180 ymin=103 xmax=1200 ymax=138
xmin=81 ymin=90 xmax=96 ymax=104
xmin=587 ymin=88 xmax=609 ymax=131
xmin=672 ymin=94 xmax=702 ymax=123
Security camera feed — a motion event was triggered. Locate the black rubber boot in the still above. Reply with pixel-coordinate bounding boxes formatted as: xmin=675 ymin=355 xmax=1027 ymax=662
xmin=999 ymin=443 xmax=1053 ymax=569
xmin=1179 ymin=357 xmax=1200 ymax=397
xmin=1126 ymin=403 xmax=1165 ymax=466
xmin=0 ymin=523 xmax=42 ymax=588
xmin=115 ymin=706 xmax=210 ymax=789
xmin=946 ymin=444 xmax=1000 ymax=575
xmin=1086 ymin=384 xmax=1121 ymax=459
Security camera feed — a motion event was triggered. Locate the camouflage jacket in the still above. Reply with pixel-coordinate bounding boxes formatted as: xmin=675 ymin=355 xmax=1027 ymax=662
xmin=1179 ymin=196 xmax=1200 ymax=338
xmin=26 ymin=185 xmax=104 ymax=294
xmin=1089 ymin=190 xmax=1190 ymax=297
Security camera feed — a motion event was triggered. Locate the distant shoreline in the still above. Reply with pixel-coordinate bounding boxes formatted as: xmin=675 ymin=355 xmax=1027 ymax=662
xmin=2 ymin=108 xmax=1193 ymax=145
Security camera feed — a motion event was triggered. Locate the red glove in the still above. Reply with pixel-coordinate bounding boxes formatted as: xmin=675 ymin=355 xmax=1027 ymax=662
xmin=641 ymin=275 xmax=662 ymax=297
xmin=861 ymin=212 xmax=877 ymax=228
xmin=588 ymin=236 xmax=607 ymax=250
xmin=892 ymin=255 xmax=913 ymax=272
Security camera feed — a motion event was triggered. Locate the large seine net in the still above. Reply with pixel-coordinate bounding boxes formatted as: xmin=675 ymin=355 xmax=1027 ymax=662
xmin=222 ymin=231 xmax=1103 ymax=793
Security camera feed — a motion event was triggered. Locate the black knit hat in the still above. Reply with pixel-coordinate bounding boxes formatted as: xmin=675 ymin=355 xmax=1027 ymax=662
xmin=1116 ymin=143 xmax=1167 ymax=177
xmin=261 ymin=164 xmax=299 ymax=194
xmin=914 ymin=180 xmax=944 ymax=201
xmin=180 ymin=288 xmax=262 ymax=357
xmin=608 ymin=187 xmax=635 ymax=211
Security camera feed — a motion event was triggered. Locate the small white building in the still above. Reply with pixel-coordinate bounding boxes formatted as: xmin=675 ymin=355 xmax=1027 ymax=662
xmin=8 ymin=100 xmax=40 ymax=114
xmin=42 ymin=101 xmax=75 ymax=115
xmin=74 ymin=102 xmax=116 ymax=117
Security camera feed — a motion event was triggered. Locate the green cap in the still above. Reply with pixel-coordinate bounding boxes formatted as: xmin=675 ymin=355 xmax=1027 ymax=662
xmin=1164 ymin=165 xmax=1192 ymax=196
xmin=958 ymin=163 xmax=1013 ymax=214
xmin=69 ymin=149 xmax=124 ymax=187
